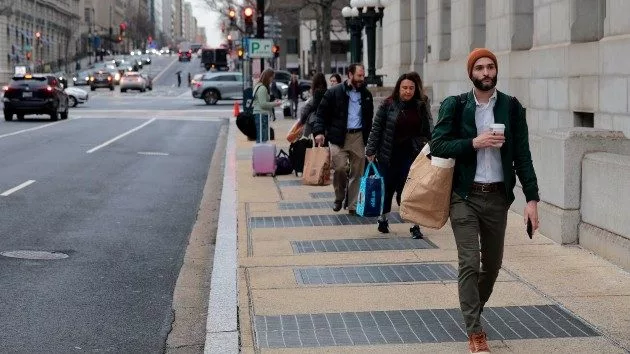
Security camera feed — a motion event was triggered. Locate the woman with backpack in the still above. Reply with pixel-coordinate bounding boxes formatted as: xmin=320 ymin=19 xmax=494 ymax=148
xmin=365 ymin=73 xmax=433 ymax=238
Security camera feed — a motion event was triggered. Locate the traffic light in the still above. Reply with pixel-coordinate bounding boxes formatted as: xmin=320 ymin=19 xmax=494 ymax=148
xmin=228 ymin=8 xmax=236 ymax=27
xmin=35 ymin=31 xmax=41 ymax=45
xmin=227 ymin=34 xmax=233 ymax=50
xmin=26 ymin=51 xmax=31 ymax=60
xmin=237 ymin=47 xmax=244 ymax=60
xmin=243 ymin=7 xmax=254 ymax=34
xmin=119 ymin=22 xmax=126 ymax=37
xmin=272 ymin=45 xmax=280 ymax=58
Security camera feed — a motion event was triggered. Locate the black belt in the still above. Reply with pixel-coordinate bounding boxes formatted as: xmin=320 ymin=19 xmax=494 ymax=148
xmin=347 ymin=128 xmax=362 ymax=134
xmin=471 ymin=182 xmax=504 ymax=193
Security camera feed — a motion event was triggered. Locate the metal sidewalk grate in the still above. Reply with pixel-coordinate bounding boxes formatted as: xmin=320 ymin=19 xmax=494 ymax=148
xmin=254 ymin=305 xmax=600 ymax=348
xmin=276 ymin=180 xmax=304 ymax=187
xmin=291 ymin=237 xmax=436 ymax=253
xmin=294 ymin=264 xmax=457 ymax=285
xmin=249 ymin=213 xmax=403 ymax=228
xmin=310 ymin=192 xmax=335 ymax=199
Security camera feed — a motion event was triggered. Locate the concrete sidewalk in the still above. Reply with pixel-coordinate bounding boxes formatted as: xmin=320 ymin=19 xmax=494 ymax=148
xmin=222 ymin=116 xmax=630 ymax=353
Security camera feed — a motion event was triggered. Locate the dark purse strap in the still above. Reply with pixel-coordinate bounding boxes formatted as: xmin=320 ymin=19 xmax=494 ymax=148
xmin=247 ymin=85 xmax=262 ymax=110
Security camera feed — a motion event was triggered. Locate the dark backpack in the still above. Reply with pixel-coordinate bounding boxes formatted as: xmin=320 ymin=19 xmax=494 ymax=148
xmin=288 ymin=138 xmax=313 ymax=176
xmin=236 ymin=86 xmax=261 ymax=140
xmin=275 ymin=149 xmax=293 ymax=175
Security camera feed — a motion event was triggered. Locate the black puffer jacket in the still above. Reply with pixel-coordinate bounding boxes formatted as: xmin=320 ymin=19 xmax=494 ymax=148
xmin=298 ymin=89 xmax=325 ymax=137
xmin=365 ymin=97 xmax=432 ymax=168
xmin=312 ymin=81 xmax=374 ymax=147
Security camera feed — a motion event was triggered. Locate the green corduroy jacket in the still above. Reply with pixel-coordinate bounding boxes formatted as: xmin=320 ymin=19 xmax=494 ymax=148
xmin=430 ymin=90 xmax=540 ymax=205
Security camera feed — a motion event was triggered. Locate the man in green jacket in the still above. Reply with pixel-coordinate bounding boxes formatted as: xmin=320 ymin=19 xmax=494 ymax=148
xmin=431 ymin=48 xmax=540 ymax=354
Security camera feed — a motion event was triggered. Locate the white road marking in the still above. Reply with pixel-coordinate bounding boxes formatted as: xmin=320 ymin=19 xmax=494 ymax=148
xmin=86 ymin=118 xmax=156 ymax=153
xmin=0 ymin=121 xmax=64 ymax=140
xmin=138 ymin=151 xmax=169 ymax=156
xmin=1 ymin=180 xmax=36 ymax=196
xmin=152 ymin=58 xmax=179 ymax=82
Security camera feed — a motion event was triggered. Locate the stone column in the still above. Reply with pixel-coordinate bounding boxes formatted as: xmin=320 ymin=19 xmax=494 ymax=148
xmin=450 ymin=0 xmax=485 ymax=59
xmin=380 ymin=0 xmax=413 ymax=86
xmin=410 ymin=0 xmax=427 ymax=75
xmin=486 ymin=0 xmax=533 ymax=51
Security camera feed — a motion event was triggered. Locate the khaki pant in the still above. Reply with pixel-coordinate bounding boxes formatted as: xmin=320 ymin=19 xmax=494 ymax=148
xmin=449 ymin=190 xmax=509 ymax=335
xmin=329 ymin=132 xmax=365 ymax=210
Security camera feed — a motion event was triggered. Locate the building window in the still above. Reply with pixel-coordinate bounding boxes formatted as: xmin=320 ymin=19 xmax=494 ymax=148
xmin=439 ymin=0 xmax=451 ymax=61
xmin=471 ymin=0 xmax=486 ymax=50
xmin=286 ymin=38 xmax=298 ymax=55
xmin=574 ymin=112 xmax=594 ymax=128
xmin=571 ymin=0 xmax=605 ymax=42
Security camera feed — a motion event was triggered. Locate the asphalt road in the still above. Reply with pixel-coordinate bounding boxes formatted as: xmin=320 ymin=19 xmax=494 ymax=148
xmin=0 ymin=56 xmax=228 ymax=352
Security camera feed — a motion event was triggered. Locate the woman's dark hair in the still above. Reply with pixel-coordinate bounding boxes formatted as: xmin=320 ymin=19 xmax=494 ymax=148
xmin=259 ymin=68 xmax=275 ymax=88
xmin=391 ymin=73 xmax=422 ymax=102
xmin=311 ymin=72 xmax=327 ymax=92
xmin=407 ymin=71 xmax=428 ymax=102
xmin=330 ymin=73 xmax=342 ymax=84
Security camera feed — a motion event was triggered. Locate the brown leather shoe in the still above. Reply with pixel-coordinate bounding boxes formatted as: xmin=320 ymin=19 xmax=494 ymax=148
xmin=468 ymin=331 xmax=490 ymax=353
xmin=348 ymin=210 xmax=356 ymax=216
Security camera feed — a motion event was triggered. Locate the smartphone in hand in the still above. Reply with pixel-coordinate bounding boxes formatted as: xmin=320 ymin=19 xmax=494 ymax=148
xmin=527 ymin=218 xmax=533 ymax=239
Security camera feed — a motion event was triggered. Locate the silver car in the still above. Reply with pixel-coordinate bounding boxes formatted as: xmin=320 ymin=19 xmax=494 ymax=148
xmin=191 ymin=72 xmax=243 ymax=105
xmin=119 ymin=72 xmax=147 ymax=92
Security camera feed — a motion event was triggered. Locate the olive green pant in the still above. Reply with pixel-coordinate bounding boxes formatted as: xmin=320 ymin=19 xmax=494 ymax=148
xmin=450 ymin=190 xmax=509 ymax=335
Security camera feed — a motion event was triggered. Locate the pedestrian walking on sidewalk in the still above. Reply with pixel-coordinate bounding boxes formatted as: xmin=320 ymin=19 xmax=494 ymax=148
xmin=187 ymin=72 xmax=192 ymax=87
xmin=298 ymin=73 xmax=327 ymax=138
xmin=431 ymin=48 xmax=540 ymax=354
xmin=176 ymin=71 xmax=182 ymax=87
xmin=288 ymin=74 xmax=300 ymax=118
xmin=329 ymin=73 xmax=342 ymax=87
xmin=313 ymin=63 xmax=374 ymax=215
xmin=365 ymin=73 xmax=432 ymax=238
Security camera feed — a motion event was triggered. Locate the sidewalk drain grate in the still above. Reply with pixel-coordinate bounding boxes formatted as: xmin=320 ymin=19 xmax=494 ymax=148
xmin=249 ymin=213 xmax=402 ymax=228
xmin=310 ymin=192 xmax=335 ymax=199
xmin=279 ymin=201 xmax=335 ymax=210
xmin=294 ymin=264 xmax=457 ymax=285
xmin=291 ymin=237 xmax=436 ymax=253
xmin=276 ymin=180 xmax=304 ymax=187
xmin=254 ymin=305 xmax=600 ymax=348
xmin=1 ymin=250 xmax=69 ymax=260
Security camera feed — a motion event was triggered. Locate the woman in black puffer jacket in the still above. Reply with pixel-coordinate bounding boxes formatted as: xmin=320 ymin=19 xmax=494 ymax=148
xmin=365 ymin=73 xmax=432 ymax=238
xmin=298 ymin=73 xmax=327 ymax=138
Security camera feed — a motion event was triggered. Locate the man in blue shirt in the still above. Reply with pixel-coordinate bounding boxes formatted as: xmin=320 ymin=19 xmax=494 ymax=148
xmin=313 ymin=64 xmax=374 ymax=214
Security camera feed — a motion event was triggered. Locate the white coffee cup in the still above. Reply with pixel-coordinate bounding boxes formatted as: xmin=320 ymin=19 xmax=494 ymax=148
xmin=490 ymin=123 xmax=505 ymax=135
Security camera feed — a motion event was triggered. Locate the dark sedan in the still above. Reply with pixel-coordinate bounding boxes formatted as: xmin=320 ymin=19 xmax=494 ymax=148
xmin=2 ymin=74 xmax=69 ymax=121
xmin=89 ymin=71 xmax=114 ymax=91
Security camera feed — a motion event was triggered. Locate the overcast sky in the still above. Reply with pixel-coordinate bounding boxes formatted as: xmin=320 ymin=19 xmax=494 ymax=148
xmin=190 ymin=0 xmax=222 ymax=47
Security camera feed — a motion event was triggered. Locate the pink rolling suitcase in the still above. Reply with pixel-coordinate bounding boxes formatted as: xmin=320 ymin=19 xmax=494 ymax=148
xmin=252 ymin=143 xmax=277 ymax=176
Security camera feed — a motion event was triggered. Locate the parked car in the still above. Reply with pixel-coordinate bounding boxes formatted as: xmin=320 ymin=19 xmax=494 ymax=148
xmin=73 ymin=71 xmax=92 ymax=86
xmin=191 ymin=71 xmax=243 ymax=105
xmin=64 ymin=86 xmax=89 ymax=107
xmin=89 ymin=70 xmax=114 ymax=91
xmin=119 ymin=72 xmax=148 ymax=92
xmin=2 ymin=74 xmax=69 ymax=121
xmin=274 ymin=70 xmax=311 ymax=101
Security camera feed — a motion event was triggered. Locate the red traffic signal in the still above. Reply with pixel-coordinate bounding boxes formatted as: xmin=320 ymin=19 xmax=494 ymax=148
xmin=243 ymin=7 xmax=254 ymax=18
xmin=272 ymin=45 xmax=280 ymax=58
xmin=35 ymin=31 xmax=41 ymax=39
xmin=228 ymin=8 xmax=236 ymax=18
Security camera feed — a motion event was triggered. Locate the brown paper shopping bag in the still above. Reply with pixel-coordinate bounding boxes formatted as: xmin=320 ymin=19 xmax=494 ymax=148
xmin=400 ymin=145 xmax=455 ymax=229
xmin=302 ymin=146 xmax=331 ymax=186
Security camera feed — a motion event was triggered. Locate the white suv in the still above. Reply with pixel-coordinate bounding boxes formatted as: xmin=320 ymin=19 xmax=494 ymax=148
xmin=191 ymin=72 xmax=243 ymax=105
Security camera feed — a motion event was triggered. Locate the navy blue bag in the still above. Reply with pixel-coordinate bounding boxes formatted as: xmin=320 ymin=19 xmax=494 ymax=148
xmin=356 ymin=162 xmax=385 ymax=217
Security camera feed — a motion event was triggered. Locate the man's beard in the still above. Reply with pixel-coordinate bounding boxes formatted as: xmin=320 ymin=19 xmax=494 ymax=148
xmin=351 ymin=78 xmax=363 ymax=88
xmin=472 ymin=76 xmax=497 ymax=91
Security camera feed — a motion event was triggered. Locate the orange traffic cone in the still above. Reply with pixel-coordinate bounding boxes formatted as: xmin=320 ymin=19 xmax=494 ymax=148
xmin=233 ymin=101 xmax=240 ymax=117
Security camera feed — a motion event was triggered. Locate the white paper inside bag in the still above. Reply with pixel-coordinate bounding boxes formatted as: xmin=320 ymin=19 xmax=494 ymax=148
xmin=431 ymin=156 xmax=455 ymax=168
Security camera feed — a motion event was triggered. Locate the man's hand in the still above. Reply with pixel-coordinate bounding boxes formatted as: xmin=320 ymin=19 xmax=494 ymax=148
xmin=366 ymin=155 xmax=375 ymax=162
xmin=314 ymin=134 xmax=325 ymax=147
xmin=524 ymin=201 xmax=539 ymax=231
xmin=473 ymin=131 xmax=505 ymax=149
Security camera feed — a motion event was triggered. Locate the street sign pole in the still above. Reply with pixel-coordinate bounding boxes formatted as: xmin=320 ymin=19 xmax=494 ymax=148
xmin=256 ymin=0 xmax=265 ymax=72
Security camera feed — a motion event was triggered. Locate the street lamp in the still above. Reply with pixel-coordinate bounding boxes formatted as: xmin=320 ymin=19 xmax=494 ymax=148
xmin=341 ymin=6 xmax=362 ymax=64
xmin=346 ymin=0 xmax=389 ymax=86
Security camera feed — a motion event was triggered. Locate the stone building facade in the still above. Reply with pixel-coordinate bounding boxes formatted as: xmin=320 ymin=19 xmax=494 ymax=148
xmin=378 ymin=0 xmax=630 ymax=270
xmin=0 ymin=0 xmax=82 ymax=82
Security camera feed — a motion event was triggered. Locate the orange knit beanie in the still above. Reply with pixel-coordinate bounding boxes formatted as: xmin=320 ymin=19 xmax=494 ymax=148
xmin=467 ymin=48 xmax=498 ymax=79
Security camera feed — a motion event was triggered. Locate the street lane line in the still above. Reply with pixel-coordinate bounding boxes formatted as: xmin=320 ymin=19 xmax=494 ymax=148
xmin=152 ymin=58 xmax=179 ymax=82
xmin=0 ymin=121 xmax=63 ymax=140
xmin=1 ymin=180 xmax=36 ymax=196
xmin=86 ymin=118 xmax=156 ymax=153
